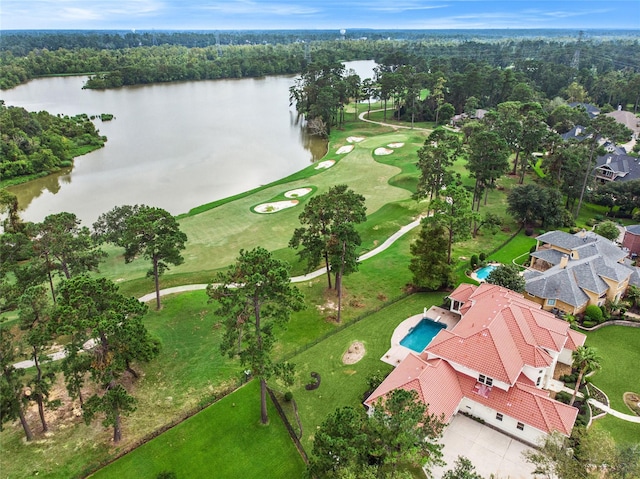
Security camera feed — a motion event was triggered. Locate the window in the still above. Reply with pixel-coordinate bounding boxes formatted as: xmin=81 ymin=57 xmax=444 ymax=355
xmin=496 ymin=413 xmax=503 ymax=421
xmin=478 ymin=374 xmax=493 ymax=387
xmin=536 ymin=376 xmax=542 ymax=386
xmin=547 ymin=299 xmax=556 ymax=306
xmin=517 ymin=422 xmax=524 ymax=431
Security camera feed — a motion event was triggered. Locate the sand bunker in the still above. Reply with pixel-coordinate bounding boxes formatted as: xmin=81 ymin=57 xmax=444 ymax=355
xmin=336 ymin=145 xmax=354 ymax=154
xmin=284 ymin=188 xmax=312 ymax=198
xmin=315 ymin=160 xmax=335 ymax=170
xmin=342 ymin=341 xmax=365 ymax=365
xmin=374 ymin=147 xmax=393 ymax=155
xmin=254 ymin=200 xmax=299 ymax=213
xmin=347 ymin=136 xmax=365 ymax=143
xmin=387 ymin=142 xmax=404 ymax=148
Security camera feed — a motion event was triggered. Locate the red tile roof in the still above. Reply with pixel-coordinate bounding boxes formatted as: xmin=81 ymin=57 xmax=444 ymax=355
xmin=365 ymin=355 xmax=464 ymax=422
xmin=456 ymin=374 xmax=578 ymax=436
xmin=367 ymin=354 xmax=578 ymax=436
xmin=432 ymin=283 xmax=585 ymax=385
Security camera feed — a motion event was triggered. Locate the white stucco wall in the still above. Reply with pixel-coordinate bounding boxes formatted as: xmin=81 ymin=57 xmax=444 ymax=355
xmin=458 ymin=397 xmax=548 ymax=446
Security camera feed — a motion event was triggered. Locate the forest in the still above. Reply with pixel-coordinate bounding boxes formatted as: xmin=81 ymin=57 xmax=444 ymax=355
xmin=0 ymin=103 xmax=106 ymax=183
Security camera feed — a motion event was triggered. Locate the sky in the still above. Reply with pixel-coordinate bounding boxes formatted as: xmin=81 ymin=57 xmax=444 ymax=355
xmin=2 ymin=0 xmax=639 ymax=31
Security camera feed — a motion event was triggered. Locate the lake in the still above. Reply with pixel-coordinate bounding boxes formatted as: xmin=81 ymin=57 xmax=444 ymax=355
xmin=1 ymin=60 xmax=376 ymax=225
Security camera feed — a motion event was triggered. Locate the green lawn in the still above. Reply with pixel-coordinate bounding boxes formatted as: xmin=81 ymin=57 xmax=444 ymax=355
xmin=283 ymin=292 xmax=445 ymax=452
xmin=585 ymin=325 xmax=640 ymax=444
xmin=91 ymin=380 xmax=305 ymax=479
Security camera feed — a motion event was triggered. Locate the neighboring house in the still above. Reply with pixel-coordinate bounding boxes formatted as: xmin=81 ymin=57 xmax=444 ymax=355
xmin=568 ymin=102 xmax=600 ymax=119
xmin=365 ymin=283 xmax=585 ymax=446
xmin=623 ymin=225 xmax=640 ymax=257
xmin=525 ymin=230 xmax=640 ymax=315
xmin=606 ymin=110 xmax=640 ymax=140
xmin=594 ymin=152 xmax=640 ymax=183
xmin=560 ymin=124 xmax=589 ymax=142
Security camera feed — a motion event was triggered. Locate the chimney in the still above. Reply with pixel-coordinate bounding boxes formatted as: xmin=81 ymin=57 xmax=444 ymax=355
xmin=559 ymin=254 xmax=569 ymax=269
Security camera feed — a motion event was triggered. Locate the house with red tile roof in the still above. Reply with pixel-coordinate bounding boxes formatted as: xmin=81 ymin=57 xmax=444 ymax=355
xmin=365 ymin=283 xmax=586 ymax=446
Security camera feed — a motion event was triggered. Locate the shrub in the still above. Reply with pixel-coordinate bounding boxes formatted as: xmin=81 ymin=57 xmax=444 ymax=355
xmin=305 ymin=371 xmax=321 ymax=391
xmin=479 ymin=252 xmax=486 ymax=262
xmin=525 ymin=227 xmax=534 ymax=236
xmin=555 ymin=391 xmax=572 ymax=404
xmin=584 ymin=304 xmax=604 ymax=323
xmin=582 ymin=320 xmax=597 ymax=328
xmin=284 ymin=391 xmax=293 ymax=402
xmin=470 ymin=254 xmax=479 ymax=269
xmin=586 ymin=218 xmax=598 ymax=227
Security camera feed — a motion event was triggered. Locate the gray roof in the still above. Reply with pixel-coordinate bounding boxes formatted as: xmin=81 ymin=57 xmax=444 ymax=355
xmin=525 ymin=268 xmax=589 ymax=307
xmin=595 ymin=153 xmax=640 ymax=182
xmin=530 ymin=248 xmax=565 ymax=265
xmin=630 ymin=268 xmax=640 ymax=287
xmin=561 ymin=125 xmax=589 ymax=141
xmin=526 ymin=230 xmax=636 ymax=307
xmin=536 ymin=230 xmax=596 ymax=250
xmin=569 ymin=103 xmax=600 ymax=119
xmin=626 ymin=225 xmax=640 ymax=235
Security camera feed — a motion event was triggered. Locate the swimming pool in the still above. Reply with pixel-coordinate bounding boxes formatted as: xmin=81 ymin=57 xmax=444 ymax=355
xmin=400 ymin=318 xmax=446 ymax=353
xmin=475 ymin=264 xmax=497 ymax=281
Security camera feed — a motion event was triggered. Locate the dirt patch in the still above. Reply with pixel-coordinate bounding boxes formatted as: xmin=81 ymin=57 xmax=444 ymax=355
xmin=342 ymin=341 xmax=365 ymax=365
xmin=623 ymin=392 xmax=640 ymax=416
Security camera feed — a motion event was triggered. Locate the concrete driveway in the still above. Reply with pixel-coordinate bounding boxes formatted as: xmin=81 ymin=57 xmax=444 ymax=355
xmin=430 ymin=414 xmax=537 ymax=479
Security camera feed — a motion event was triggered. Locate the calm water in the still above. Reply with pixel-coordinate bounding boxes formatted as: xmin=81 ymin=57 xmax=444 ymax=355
xmin=1 ymin=60 xmax=376 ymax=225
xmin=400 ymin=318 xmax=447 ymax=353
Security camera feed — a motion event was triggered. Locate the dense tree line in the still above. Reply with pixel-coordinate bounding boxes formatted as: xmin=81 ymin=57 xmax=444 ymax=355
xmin=0 ymin=102 xmax=106 ymax=182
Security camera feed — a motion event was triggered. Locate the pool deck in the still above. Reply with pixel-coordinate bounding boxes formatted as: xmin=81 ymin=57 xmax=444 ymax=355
xmin=469 ymin=262 xmax=501 ymax=283
xmin=381 ymin=306 xmax=460 ymax=367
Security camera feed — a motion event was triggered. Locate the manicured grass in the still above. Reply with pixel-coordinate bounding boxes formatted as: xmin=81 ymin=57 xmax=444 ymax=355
xmin=585 ymin=326 xmax=640 ymax=411
xmin=283 ymin=292 xmax=445 ymax=452
xmin=91 ymin=380 xmax=306 ymax=479
xmin=585 ymin=325 xmax=640 ymax=444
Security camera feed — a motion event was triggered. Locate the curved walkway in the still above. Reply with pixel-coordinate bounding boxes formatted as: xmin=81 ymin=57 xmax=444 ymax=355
xmin=15 ymin=216 xmax=425 ymax=369
xmin=358 ymin=109 xmax=432 ymax=131
xmin=559 ymin=385 xmax=640 ymax=423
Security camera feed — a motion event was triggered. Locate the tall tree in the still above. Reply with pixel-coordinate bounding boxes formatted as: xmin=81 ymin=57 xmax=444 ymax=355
xmin=290 ymin=185 xmax=366 ymax=291
xmin=94 ymin=205 xmax=187 ymax=310
xmin=30 ymin=212 xmax=106 ymax=301
xmin=409 ymin=221 xmax=452 ymax=291
xmin=368 ymin=389 xmax=445 ymax=475
xmin=207 ymin=247 xmax=304 ymax=424
xmin=431 ymin=76 xmax=447 ymax=126
xmin=54 ymin=275 xmax=156 ymax=442
xmin=570 ymin=345 xmax=601 ymax=407
xmin=18 ymin=285 xmax=58 ymax=432
xmin=0 ymin=328 xmax=34 ymax=441
xmin=507 ymin=183 xmax=567 ymax=230
xmin=0 ymin=188 xmax=23 ymax=233
xmin=466 ymin=130 xmax=510 ymax=210
xmin=415 ymin=128 xmax=460 ymax=201
xmin=428 ymin=184 xmax=477 ymax=264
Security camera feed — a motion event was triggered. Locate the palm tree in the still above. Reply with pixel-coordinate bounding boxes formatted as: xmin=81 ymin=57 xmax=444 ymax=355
xmin=626 ymin=285 xmax=640 ymax=310
xmin=570 ymin=345 xmax=602 ymax=406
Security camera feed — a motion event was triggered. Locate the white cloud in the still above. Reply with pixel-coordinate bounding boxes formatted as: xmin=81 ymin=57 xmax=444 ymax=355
xmin=199 ymin=1 xmax=320 ymax=16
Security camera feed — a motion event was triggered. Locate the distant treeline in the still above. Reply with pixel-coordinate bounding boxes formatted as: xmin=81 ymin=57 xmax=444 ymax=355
xmin=0 ymin=102 xmax=106 ymax=183
xmin=0 ymin=31 xmax=638 ymax=107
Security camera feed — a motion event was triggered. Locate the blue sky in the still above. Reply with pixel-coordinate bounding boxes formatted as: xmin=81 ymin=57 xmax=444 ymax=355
xmin=2 ymin=0 xmax=639 ymax=31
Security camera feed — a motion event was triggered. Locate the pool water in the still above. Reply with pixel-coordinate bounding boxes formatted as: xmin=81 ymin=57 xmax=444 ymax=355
xmin=400 ymin=318 xmax=446 ymax=353
xmin=475 ymin=264 xmax=497 ymax=280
